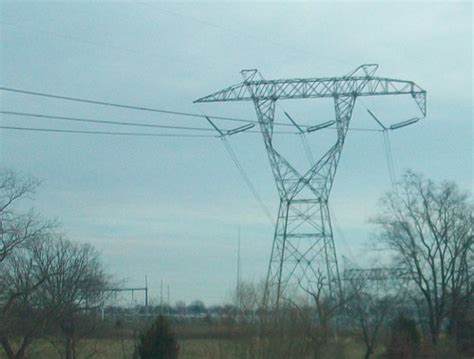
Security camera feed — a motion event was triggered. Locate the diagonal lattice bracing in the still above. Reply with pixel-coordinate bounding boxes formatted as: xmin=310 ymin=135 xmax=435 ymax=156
xmin=195 ymin=65 xmax=426 ymax=306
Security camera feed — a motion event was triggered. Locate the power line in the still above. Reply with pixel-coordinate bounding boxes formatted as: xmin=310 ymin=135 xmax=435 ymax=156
xmin=328 ymin=204 xmax=356 ymax=264
xmin=141 ymin=3 xmax=314 ymax=58
xmin=358 ymin=97 xmax=398 ymax=187
xmin=193 ymin=102 xmax=275 ymax=224
xmin=1 ymin=5 xmax=349 ymax=76
xmin=0 ymin=125 xmax=215 ymax=138
xmin=0 ymin=86 xmax=381 ymax=132
xmin=0 ymin=86 xmax=271 ymax=125
xmin=271 ymin=83 xmax=315 ymax=165
xmin=382 ymin=131 xmax=396 ymax=186
xmin=137 ymin=2 xmax=351 ymax=69
xmin=0 ymin=110 xmax=215 ymax=132
xmin=0 ymin=110 xmax=299 ymax=135
xmin=221 ymin=138 xmax=275 ymax=225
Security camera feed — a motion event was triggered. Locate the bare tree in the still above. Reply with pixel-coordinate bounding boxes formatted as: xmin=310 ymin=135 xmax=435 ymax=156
xmin=0 ymin=169 xmax=56 ymax=359
xmin=291 ymin=269 xmax=360 ymax=358
xmin=0 ymin=241 xmax=56 ymax=359
xmin=374 ymin=171 xmax=473 ymax=345
xmin=345 ymin=276 xmax=398 ymax=359
xmin=0 ymin=168 xmax=48 ymax=262
xmin=33 ymin=236 xmax=109 ymax=359
xmin=0 ymin=170 xmax=110 ymax=359
xmin=0 ymin=236 xmax=109 ymax=359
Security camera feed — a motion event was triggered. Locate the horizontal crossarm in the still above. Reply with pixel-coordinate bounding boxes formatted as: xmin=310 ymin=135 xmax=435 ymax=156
xmin=194 ymin=76 xmax=426 ymax=116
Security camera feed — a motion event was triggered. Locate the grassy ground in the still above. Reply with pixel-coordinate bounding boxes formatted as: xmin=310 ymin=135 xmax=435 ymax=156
xmin=1 ymin=337 xmax=366 ymax=359
xmin=5 ymin=335 xmax=469 ymax=359
xmin=1 ymin=320 xmax=467 ymax=358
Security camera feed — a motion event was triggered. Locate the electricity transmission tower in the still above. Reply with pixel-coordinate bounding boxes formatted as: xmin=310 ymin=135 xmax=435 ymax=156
xmin=195 ymin=64 xmax=426 ymax=305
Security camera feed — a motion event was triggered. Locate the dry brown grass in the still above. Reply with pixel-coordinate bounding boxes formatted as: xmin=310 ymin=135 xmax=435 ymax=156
xmin=1 ymin=337 xmax=367 ymax=359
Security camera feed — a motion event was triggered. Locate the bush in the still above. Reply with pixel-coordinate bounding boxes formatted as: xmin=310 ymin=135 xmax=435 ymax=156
xmin=448 ymin=305 xmax=474 ymax=356
xmin=385 ymin=314 xmax=420 ymax=359
xmin=135 ymin=316 xmax=179 ymax=359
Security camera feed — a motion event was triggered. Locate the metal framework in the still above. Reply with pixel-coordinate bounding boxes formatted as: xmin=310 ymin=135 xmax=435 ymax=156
xmin=342 ymin=267 xmax=407 ymax=282
xmin=102 ymin=276 xmax=149 ymax=319
xmin=195 ymin=65 xmax=426 ymax=305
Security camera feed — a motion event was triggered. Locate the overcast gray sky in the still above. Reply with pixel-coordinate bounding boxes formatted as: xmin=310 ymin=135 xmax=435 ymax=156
xmin=0 ymin=1 xmax=472 ymax=305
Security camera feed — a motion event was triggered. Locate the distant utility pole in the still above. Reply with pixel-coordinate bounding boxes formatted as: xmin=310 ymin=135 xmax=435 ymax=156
xmin=159 ymin=279 xmax=163 ymax=315
xmin=196 ymin=64 xmax=426 ymax=306
xmin=145 ymin=276 xmax=148 ymax=316
xmin=237 ymin=226 xmax=241 ymax=296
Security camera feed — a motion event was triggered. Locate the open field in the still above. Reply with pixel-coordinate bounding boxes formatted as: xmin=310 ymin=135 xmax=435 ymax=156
xmin=0 ymin=319 xmax=469 ymax=359
xmin=1 ymin=315 xmax=470 ymax=359
xmin=2 ymin=338 xmax=368 ymax=359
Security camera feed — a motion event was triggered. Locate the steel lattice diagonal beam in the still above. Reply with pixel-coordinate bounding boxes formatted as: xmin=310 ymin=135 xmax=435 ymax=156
xmin=195 ymin=65 xmax=426 ymax=306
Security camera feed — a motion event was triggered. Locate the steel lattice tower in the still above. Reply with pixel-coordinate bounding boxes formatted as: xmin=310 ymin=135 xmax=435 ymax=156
xmin=195 ymin=65 xmax=426 ymax=305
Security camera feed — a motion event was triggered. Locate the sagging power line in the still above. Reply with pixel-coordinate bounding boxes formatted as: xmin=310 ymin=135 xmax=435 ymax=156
xmin=0 ymin=86 xmax=288 ymax=127
xmin=0 ymin=110 xmax=299 ymax=135
xmin=202 ymin=114 xmax=275 ymax=224
xmin=0 ymin=86 xmax=382 ymax=133
xmin=0 ymin=125 xmax=216 ymax=138
xmin=0 ymin=110 xmax=217 ymax=132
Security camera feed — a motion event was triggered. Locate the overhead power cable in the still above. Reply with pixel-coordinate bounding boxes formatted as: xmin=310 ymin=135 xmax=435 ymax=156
xmin=0 ymin=125 xmax=215 ymax=137
xmin=221 ymin=138 xmax=275 ymax=225
xmin=194 ymin=103 xmax=275 ymax=224
xmin=137 ymin=3 xmax=351 ymax=69
xmin=328 ymin=204 xmax=356 ymax=264
xmin=382 ymin=131 xmax=396 ymax=186
xmin=0 ymin=110 xmax=298 ymax=135
xmin=0 ymin=86 xmax=381 ymax=132
xmin=0 ymin=110 xmax=215 ymax=132
xmin=0 ymin=86 xmax=281 ymax=126
xmin=360 ymin=98 xmax=398 ymax=187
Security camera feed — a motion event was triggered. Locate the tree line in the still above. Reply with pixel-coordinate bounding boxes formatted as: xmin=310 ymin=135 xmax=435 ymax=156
xmin=0 ymin=168 xmax=472 ymax=358
xmin=0 ymin=169 xmax=110 ymax=359
xmin=226 ymin=171 xmax=473 ymax=358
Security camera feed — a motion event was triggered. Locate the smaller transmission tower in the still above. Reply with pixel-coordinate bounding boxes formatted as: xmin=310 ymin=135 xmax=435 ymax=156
xmin=196 ymin=65 xmax=426 ymax=305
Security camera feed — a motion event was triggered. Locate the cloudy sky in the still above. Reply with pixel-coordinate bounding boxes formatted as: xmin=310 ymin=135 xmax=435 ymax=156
xmin=0 ymin=1 xmax=472 ymax=305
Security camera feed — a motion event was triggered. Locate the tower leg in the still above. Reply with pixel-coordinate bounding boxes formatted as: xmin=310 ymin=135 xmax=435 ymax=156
xmin=258 ymin=96 xmax=355 ymax=306
xmin=264 ymin=198 xmax=342 ymax=305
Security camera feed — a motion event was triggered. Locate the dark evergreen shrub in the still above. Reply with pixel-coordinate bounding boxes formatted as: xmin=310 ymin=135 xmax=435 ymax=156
xmin=135 ymin=316 xmax=179 ymax=359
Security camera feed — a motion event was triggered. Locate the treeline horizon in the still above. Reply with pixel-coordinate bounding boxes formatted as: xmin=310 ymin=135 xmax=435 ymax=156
xmin=1 ymin=168 xmax=472 ymax=359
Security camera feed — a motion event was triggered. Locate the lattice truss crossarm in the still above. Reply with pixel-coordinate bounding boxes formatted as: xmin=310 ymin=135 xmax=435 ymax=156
xmin=194 ymin=76 xmax=426 ymax=116
xmin=195 ymin=65 xmax=426 ymax=306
